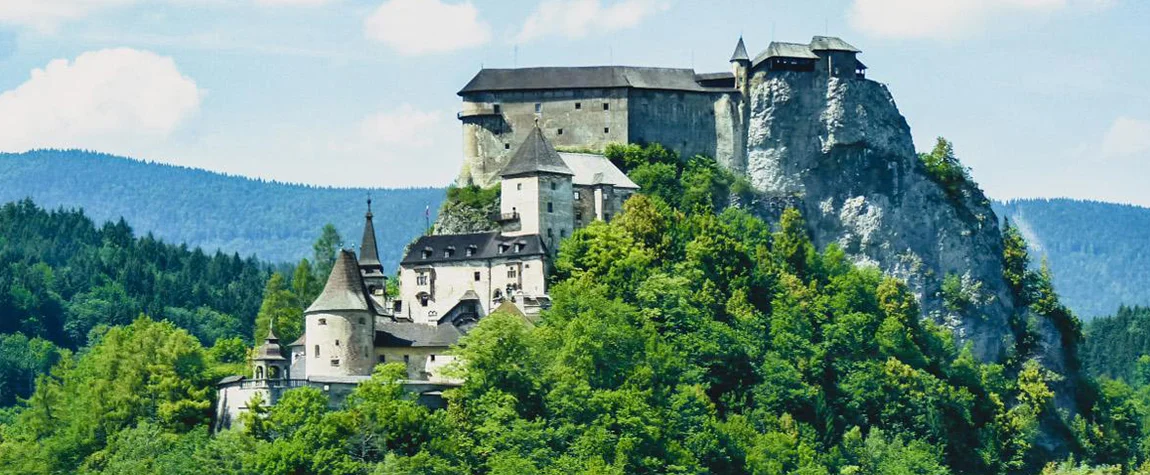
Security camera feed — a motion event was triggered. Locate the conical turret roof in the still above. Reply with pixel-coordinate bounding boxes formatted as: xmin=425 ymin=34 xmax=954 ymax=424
xmin=306 ymin=250 xmax=371 ymax=313
xmin=359 ymin=199 xmax=382 ymax=269
xmin=499 ymin=126 xmax=574 ymax=178
xmin=730 ymin=36 xmax=749 ymax=62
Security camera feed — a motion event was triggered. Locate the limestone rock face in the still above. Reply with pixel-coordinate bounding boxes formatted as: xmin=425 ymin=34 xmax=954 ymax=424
xmin=432 ymin=197 xmax=500 ymax=236
xmin=743 ymin=72 xmax=1072 ymax=406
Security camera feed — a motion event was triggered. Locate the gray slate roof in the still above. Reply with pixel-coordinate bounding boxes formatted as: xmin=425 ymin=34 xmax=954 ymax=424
xmin=254 ymin=327 xmax=286 ymax=361
xmin=753 ymin=41 xmax=820 ymax=66
xmin=559 ymin=152 xmax=639 ymax=189
xmin=458 ymin=66 xmax=734 ymax=95
xmin=376 ymin=321 xmax=462 ymax=347
xmin=810 ymin=36 xmax=861 ymax=52
xmin=500 ymin=126 xmax=574 ymax=178
xmin=359 ymin=201 xmax=382 ymax=270
xmin=730 ymin=37 xmax=749 ymax=62
xmin=306 ymin=250 xmax=372 ymax=314
xmin=401 ymin=232 xmax=547 ymax=266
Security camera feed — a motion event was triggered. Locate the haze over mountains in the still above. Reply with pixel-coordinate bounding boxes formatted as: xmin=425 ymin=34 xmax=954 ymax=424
xmin=0 ymin=150 xmax=445 ymax=271
xmin=1 ymin=149 xmax=1145 ymax=319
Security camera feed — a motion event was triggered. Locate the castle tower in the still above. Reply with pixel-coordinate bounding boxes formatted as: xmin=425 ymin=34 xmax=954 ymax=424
xmin=359 ymin=198 xmax=386 ymax=297
xmin=304 ymin=250 xmax=377 ymax=378
xmin=252 ymin=327 xmax=287 ymax=381
xmin=730 ymin=36 xmax=750 ymax=95
xmin=499 ymin=124 xmax=574 ymax=251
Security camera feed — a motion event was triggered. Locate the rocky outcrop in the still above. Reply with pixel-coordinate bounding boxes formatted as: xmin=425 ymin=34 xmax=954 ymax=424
xmin=432 ymin=197 xmax=500 ymax=235
xmin=742 ymin=71 xmax=1074 ymax=410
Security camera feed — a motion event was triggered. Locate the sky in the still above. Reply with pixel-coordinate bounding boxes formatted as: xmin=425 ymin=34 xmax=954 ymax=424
xmin=0 ymin=0 xmax=1147 ymax=205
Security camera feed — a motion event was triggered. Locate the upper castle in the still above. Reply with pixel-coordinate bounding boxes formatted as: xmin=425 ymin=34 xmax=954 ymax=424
xmin=457 ymin=36 xmax=866 ymax=186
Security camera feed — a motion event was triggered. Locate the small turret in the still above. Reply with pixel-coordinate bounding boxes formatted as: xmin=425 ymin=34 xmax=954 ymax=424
xmin=252 ymin=327 xmax=286 ymax=381
xmin=730 ymin=36 xmax=750 ymax=95
xmin=359 ymin=197 xmax=387 ymax=296
xmin=304 ymin=250 xmax=377 ymax=378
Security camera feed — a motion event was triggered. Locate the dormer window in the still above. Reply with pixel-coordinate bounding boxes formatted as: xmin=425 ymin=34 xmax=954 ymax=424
xmin=515 ymin=242 xmax=525 ymax=252
xmin=421 ymin=247 xmax=432 ymax=259
xmin=499 ymin=244 xmax=509 ymax=254
xmin=444 ymin=246 xmax=455 ymax=258
xmin=466 ymin=245 xmax=477 ymax=257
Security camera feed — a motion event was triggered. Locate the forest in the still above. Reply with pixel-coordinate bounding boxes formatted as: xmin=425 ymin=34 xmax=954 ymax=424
xmin=0 ymin=149 xmax=445 ymax=268
xmin=993 ymin=199 xmax=1150 ymax=319
xmin=2 ymin=143 xmax=1150 ymax=474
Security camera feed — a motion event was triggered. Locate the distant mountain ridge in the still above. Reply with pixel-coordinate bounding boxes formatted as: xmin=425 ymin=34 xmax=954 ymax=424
xmin=993 ymin=198 xmax=1150 ymax=319
xmin=0 ymin=150 xmax=446 ymax=269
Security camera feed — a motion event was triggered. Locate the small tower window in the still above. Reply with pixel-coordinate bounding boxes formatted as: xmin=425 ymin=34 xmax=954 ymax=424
xmin=474 ymin=271 xmax=481 ymax=281
xmin=574 ymin=102 xmax=581 ymax=110
xmin=535 ymin=103 xmax=541 ymax=113
xmin=547 ymin=228 xmax=553 ymax=237
xmin=331 ymin=359 xmax=340 ymax=367
xmin=493 ymin=104 xmax=501 ymax=114
xmin=378 ymin=355 xmax=386 ymax=363
xmin=561 ymin=229 xmax=567 ymax=238
xmin=574 ymin=191 xmax=581 ymax=200
xmin=508 ymin=266 xmax=517 ymax=278
xmin=547 ymin=202 xmax=553 ymax=213
xmin=419 ymin=294 xmax=430 ymax=307
xmin=318 ymin=318 xmax=327 ymax=325
xmin=335 ymin=339 xmax=340 ymax=347
xmin=314 ymin=345 xmax=320 ymax=358
xmin=504 ymin=143 xmax=510 ymax=150
xmin=603 ymin=103 xmax=609 ymax=110
xmin=516 ymin=183 xmax=522 ymax=191
xmin=576 ymin=211 xmax=583 ymax=221
xmin=403 ymin=355 xmax=410 ymax=363
xmin=604 ymin=127 xmax=610 ymax=134
xmin=431 ymin=354 xmax=437 ymax=361
xmin=359 ymin=317 xmax=365 ymax=324
xmin=551 ymin=182 xmax=557 ymax=190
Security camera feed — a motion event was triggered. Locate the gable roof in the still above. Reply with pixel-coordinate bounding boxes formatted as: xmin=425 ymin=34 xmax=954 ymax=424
xmin=375 ymin=321 xmax=462 ymax=348
xmin=730 ymin=37 xmax=749 ymax=62
xmin=400 ymin=232 xmax=547 ymax=266
xmin=558 ymin=152 xmax=639 ymax=189
xmin=753 ymin=41 xmax=820 ymax=67
xmin=809 ymin=36 xmax=861 ymax=53
xmin=458 ymin=66 xmax=735 ymax=95
xmin=306 ymin=250 xmax=372 ymax=314
xmin=500 ymin=126 xmax=574 ymax=178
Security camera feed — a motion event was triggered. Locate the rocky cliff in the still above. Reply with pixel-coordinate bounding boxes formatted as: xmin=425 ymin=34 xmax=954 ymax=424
xmin=742 ymin=71 xmax=1076 ymax=411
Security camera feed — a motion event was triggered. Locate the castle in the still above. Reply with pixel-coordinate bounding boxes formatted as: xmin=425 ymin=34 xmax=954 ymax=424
xmin=458 ymin=36 xmax=864 ymax=186
xmin=215 ymin=35 xmax=865 ymax=427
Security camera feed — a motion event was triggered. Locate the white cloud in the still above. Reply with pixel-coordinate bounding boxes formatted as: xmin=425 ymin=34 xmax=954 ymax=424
xmin=516 ymin=0 xmax=668 ymax=43
xmin=848 ymin=0 xmax=1112 ymax=39
xmin=364 ymin=0 xmax=490 ymax=55
xmin=358 ymin=104 xmax=444 ymax=146
xmin=0 ymin=48 xmax=203 ymax=152
xmin=1101 ymin=117 xmax=1150 ymax=158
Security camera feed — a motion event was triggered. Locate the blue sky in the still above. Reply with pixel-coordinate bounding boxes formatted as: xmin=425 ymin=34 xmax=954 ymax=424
xmin=0 ymin=0 xmax=1147 ymax=205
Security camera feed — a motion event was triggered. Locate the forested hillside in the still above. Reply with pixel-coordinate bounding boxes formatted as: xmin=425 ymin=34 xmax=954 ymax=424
xmin=994 ymin=198 xmax=1150 ymax=319
xmin=1081 ymin=306 xmax=1150 ymax=382
xmin=0 ymin=150 xmax=445 ymax=268
xmin=0 ymin=200 xmax=273 ymax=406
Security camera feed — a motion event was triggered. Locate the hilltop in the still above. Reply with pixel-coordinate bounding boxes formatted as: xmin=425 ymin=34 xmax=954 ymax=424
xmin=0 ymin=150 xmax=446 ymax=268
xmin=994 ymin=198 xmax=1150 ymax=319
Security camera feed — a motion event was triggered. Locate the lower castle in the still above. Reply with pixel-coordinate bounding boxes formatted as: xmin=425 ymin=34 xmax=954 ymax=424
xmin=215 ymin=125 xmax=637 ymax=428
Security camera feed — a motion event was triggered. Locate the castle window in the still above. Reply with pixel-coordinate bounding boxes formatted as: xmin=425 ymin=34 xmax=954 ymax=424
xmin=561 ymin=229 xmax=566 ymax=238
xmin=603 ymin=103 xmax=609 ymax=111
xmin=404 ymin=355 xmax=410 ymax=363
xmin=604 ymin=127 xmax=610 ymax=134
xmin=335 ymin=339 xmax=340 ymax=347
xmin=535 ymin=103 xmax=541 ymax=113
xmin=557 ymin=128 xmax=563 ymax=135
xmin=575 ymin=102 xmax=581 ymax=110
xmin=378 ymin=355 xmax=386 ymax=363
xmin=516 ymin=183 xmax=522 ymax=191
xmin=507 ymin=266 xmax=517 ymax=278
xmin=547 ymin=228 xmax=553 ymax=237
xmin=504 ymin=143 xmax=510 ymax=150
xmin=605 ymin=213 xmax=612 ymax=221
xmin=551 ymin=182 xmax=557 ymax=190
xmin=416 ymin=274 xmax=428 ymax=286
xmin=314 ymin=345 xmax=320 ymax=358
xmin=359 ymin=317 xmax=365 ymax=324
xmin=474 ymin=271 xmax=481 ymax=281
xmin=431 ymin=354 xmax=437 ymax=361
xmin=318 ymin=318 xmax=327 ymax=325
xmin=444 ymin=247 xmax=455 ymax=258
xmin=498 ymin=244 xmax=508 ymax=254
xmin=331 ymin=359 xmax=340 ymax=367
xmin=256 ymin=367 xmax=263 ymax=379
xmin=493 ymin=104 xmax=501 ymax=114
xmin=576 ymin=211 xmax=583 ymax=221
xmin=574 ymin=191 xmax=581 ymax=200
xmin=547 ymin=202 xmax=553 ymax=213
xmin=419 ymin=294 xmax=429 ymax=307
xmin=421 ymin=248 xmax=432 ymax=259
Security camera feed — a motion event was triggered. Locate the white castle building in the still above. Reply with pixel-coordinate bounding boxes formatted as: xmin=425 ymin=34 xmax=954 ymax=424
xmin=214 ymin=126 xmax=636 ymax=428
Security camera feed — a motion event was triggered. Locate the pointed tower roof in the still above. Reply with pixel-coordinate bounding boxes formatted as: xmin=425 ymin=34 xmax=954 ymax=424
xmin=306 ymin=250 xmax=371 ymax=314
xmin=730 ymin=36 xmax=749 ymax=62
xmin=499 ymin=125 xmax=574 ymax=178
xmin=254 ymin=326 xmax=286 ymax=361
xmin=359 ymin=198 xmax=382 ymax=269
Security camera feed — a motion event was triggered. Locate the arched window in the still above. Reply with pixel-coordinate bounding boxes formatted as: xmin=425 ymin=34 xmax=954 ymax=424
xmin=256 ymin=366 xmax=264 ymax=379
